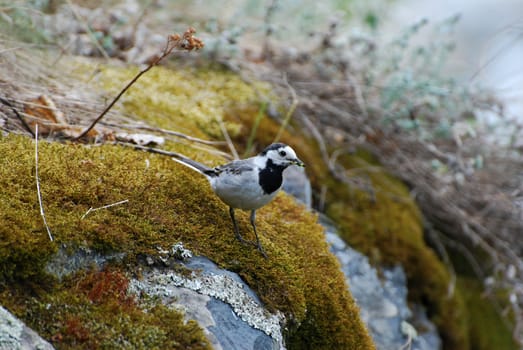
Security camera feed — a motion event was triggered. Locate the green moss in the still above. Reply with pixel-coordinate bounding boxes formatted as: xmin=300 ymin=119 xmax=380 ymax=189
xmin=94 ymin=64 xmax=270 ymax=139
xmin=459 ymin=278 xmax=518 ymax=350
xmin=0 ymin=128 xmax=373 ymax=349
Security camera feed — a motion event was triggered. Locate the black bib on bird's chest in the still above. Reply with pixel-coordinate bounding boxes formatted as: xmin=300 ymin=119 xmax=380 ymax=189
xmin=258 ymin=159 xmax=286 ymax=195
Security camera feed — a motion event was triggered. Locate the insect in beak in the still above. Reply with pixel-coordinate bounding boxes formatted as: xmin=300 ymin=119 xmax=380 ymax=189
xmin=293 ymin=158 xmax=305 ymax=167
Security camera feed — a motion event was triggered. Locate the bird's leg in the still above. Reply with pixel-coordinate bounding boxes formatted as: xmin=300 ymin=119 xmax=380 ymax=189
xmin=229 ymin=207 xmax=246 ymax=244
xmin=250 ymin=210 xmax=267 ymax=258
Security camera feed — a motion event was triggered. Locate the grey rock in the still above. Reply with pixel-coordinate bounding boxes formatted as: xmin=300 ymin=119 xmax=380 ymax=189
xmin=0 ymin=306 xmax=54 ymax=350
xmin=323 ymin=218 xmax=441 ymax=350
xmin=207 ymin=299 xmax=277 ymax=350
xmin=283 ymin=166 xmax=312 ymax=208
xmin=46 ymin=245 xmax=125 ymax=279
xmin=145 ymin=286 xmax=223 ymax=348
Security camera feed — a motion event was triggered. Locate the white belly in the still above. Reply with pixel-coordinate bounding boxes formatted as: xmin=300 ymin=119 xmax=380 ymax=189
xmin=210 ymin=173 xmax=279 ymax=210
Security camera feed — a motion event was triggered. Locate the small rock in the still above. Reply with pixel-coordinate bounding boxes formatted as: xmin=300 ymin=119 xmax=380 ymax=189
xmin=0 ymin=306 xmax=54 ymax=350
xmin=282 ymin=166 xmax=311 ymax=208
xmin=46 ymin=245 xmax=125 ymax=279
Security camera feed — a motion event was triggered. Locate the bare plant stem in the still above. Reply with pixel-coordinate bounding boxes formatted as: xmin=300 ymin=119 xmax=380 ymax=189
xmin=75 ymin=29 xmax=204 ymax=141
xmin=75 ymin=63 xmax=157 ymax=140
xmin=81 ymin=199 xmax=129 ymax=219
xmin=35 ymin=124 xmax=54 ymax=241
xmin=0 ymin=97 xmax=34 ymax=137
xmin=218 ymin=118 xmax=239 ymax=160
xmin=104 ymin=123 xmax=226 ymax=145
xmin=116 ymin=142 xmax=198 ymax=159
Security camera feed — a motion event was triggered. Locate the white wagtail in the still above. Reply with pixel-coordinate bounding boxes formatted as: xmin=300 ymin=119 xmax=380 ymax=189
xmin=172 ymin=143 xmax=305 ymax=257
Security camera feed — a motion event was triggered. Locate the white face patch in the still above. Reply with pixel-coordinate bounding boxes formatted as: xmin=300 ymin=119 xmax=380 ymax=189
xmin=267 ymin=146 xmax=298 ymax=166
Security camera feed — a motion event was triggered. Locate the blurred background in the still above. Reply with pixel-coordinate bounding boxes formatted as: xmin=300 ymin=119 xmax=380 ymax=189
xmin=4 ymin=0 xmax=521 ymax=143
xmin=1 ymin=0 xmax=523 ymax=348
xmin=385 ymin=0 xmax=523 ymax=143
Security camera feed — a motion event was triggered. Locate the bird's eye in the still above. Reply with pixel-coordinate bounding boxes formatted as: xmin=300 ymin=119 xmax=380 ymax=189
xmin=279 ymin=150 xmax=287 ymax=157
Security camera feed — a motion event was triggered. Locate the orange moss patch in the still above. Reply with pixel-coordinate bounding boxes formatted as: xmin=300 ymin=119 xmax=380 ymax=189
xmin=9 ymin=268 xmax=211 ymax=349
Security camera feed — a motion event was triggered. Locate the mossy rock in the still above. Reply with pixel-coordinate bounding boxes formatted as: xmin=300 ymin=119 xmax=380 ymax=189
xmin=10 ymin=268 xmax=211 ymax=349
xmin=5 ymin=58 xmax=513 ymax=349
xmin=92 ymin=63 xmax=271 ymax=140
xmin=0 ymin=71 xmax=373 ymax=349
xmin=458 ymin=277 xmax=517 ymax=350
xmin=320 ymin=152 xmax=465 ymax=348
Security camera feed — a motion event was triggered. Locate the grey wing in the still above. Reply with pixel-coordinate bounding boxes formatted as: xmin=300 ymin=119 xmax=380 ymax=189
xmin=216 ymin=160 xmax=255 ymax=175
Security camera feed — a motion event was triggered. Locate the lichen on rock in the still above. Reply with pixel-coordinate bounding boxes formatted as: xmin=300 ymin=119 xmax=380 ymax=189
xmin=129 ymin=255 xmax=286 ymax=349
xmin=0 ymin=306 xmax=54 ymax=350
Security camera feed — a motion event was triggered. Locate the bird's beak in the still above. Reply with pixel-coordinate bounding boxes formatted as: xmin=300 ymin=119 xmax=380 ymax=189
xmin=292 ymin=158 xmax=305 ymax=167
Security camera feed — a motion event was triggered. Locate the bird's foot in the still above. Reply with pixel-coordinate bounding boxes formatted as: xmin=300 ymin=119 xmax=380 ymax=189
xmin=253 ymin=241 xmax=268 ymax=259
xmin=234 ymin=235 xmax=268 ymax=257
xmin=257 ymin=243 xmax=268 ymax=259
xmin=234 ymin=233 xmax=252 ymax=246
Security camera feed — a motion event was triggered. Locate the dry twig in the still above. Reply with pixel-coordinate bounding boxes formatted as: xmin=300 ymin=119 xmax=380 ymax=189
xmin=218 ymin=118 xmax=239 ymax=160
xmin=34 ymin=124 xmax=53 ymax=241
xmin=105 ymin=123 xmax=226 ymax=146
xmin=75 ymin=28 xmax=204 ymax=140
xmin=0 ymin=97 xmax=34 ymax=137
xmin=81 ymin=199 xmax=129 ymax=219
xmin=116 ymin=141 xmax=233 ymax=162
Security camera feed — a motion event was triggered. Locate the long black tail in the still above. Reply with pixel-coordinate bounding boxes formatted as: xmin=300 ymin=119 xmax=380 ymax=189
xmin=171 ymin=153 xmax=217 ymax=177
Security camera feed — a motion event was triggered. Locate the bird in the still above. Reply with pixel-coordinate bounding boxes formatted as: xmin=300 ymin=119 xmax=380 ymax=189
xmin=171 ymin=143 xmax=305 ymax=257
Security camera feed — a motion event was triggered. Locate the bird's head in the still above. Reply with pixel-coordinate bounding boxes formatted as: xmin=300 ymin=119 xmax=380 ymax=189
xmin=260 ymin=143 xmax=305 ymax=168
